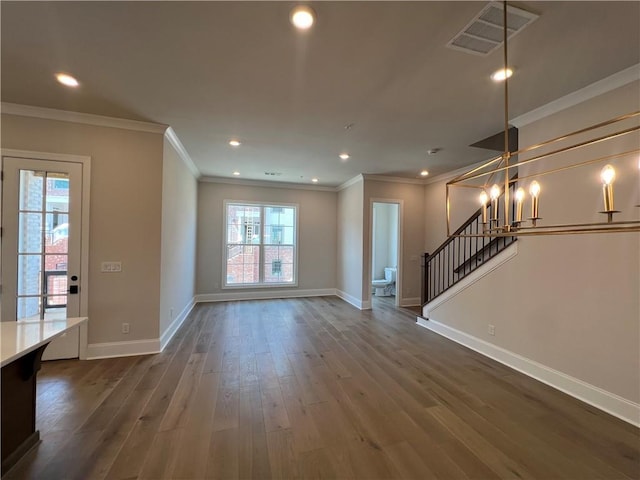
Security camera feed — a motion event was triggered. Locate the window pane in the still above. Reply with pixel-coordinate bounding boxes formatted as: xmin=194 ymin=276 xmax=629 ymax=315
xmin=226 ymin=245 xmax=260 ymax=285
xmin=46 ymin=173 xmax=70 ymax=213
xmin=17 ymin=297 xmax=40 ymax=321
xmin=18 ymin=213 xmax=43 ymax=253
xmin=227 ymin=204 xmax=261 ymax=244
xmin=46 ymin=213 xmax=70 ymax=254
xmin=17 ymin=254 xmax=41 ymax=295
xmin=264 ymin=206 xmax=295 ymax=227
xmin=280 ymin=226 xmax=295 ymax=244
xmin=19 ymin=170 xmax=44 ymax=211
xmin=263 ymin=246 xmax=294 ymax=283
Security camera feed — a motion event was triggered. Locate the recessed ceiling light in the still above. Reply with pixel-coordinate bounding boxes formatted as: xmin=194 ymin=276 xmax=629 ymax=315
xmin=420 ymin=170 xmax=429 ymax=177
xmin=491 ymin=67 xmax=513 ymax=82
xmin=232 ymin=171 xmax=240 ymax=176
xmin=339 ymin=153 xmax=350 ymax=161
xmin=55 ymin=73 xmax=79 ymax=87
xmin=311 ymin=178 xmax=319 ymax=183
xmin=229 ymin=139 xmax=241 ymax=147
xmin=290 ymin=5 xmax=315 ymax=30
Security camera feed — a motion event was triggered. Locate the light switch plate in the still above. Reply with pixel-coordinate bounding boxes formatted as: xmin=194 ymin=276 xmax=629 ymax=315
xmin=101 ymin=261 xmax=122 ymax=272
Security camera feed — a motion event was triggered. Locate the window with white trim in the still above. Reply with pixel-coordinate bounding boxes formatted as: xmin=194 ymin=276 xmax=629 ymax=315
xmin=224 ymin=202 xmax=297 ymax=286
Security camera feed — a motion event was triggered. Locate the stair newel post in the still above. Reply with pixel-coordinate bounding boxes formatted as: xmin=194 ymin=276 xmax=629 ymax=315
xmin=422 ymin=252 xmax=430 ymax=305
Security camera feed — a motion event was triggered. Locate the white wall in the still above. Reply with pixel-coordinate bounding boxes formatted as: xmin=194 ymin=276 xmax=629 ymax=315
xmin=2 ymin=114 xmax=164 ymax=345
xmin=424 ymin=81 xmax=640 ymax=406
xmin=337 ymin=178 xmax=364 ymax=305
xmin=159 ymin=137 xmax=198 ymax=337
xmin=197 ymin=181 xmax=337 ymax=297
xmin=364 ymin=179 xmax=425 ymax=305
xmin=424 ymin=174 xmax=480 ymax=255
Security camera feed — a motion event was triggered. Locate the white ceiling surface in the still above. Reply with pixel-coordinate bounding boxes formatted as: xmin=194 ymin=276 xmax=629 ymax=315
xmin=2 ymin=2 xmax=639 ymax=186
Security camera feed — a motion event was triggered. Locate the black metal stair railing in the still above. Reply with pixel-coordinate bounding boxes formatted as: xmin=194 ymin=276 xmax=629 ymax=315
xmin=422 ymin=182 xmax=517 ymax=306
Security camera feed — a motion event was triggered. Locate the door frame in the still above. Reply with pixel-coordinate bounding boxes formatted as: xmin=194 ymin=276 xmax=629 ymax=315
xmin=1 ymin=149 xmax=91 ymax=359
xmin=367 ymin=198 xmax=403 ymax=308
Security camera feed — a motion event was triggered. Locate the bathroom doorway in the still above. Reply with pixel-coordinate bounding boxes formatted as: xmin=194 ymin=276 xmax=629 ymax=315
xmin=370 ymin=201 xmax=401 ymax=308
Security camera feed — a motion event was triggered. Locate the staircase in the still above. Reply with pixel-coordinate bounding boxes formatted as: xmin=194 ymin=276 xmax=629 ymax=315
xmin=422 ymin=181 xmax=517 ymax=306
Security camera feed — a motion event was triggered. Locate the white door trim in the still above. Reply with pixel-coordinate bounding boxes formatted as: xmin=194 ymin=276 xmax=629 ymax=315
xmin=1 ymin=149 xmax=91 ymax=359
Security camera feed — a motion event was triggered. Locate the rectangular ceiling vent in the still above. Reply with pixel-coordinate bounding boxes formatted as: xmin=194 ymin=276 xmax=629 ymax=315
xmin=447 ymin=2 xmax=539 ymax=56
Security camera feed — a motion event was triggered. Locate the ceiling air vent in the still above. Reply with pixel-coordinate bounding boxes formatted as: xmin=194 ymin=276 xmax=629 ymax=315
xmin=447 ymin=2 xmax=539 ymax=56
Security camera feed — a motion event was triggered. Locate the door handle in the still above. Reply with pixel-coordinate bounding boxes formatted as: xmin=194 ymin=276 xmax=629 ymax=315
xmin=68 ymin=285 xmax=79 ymax=294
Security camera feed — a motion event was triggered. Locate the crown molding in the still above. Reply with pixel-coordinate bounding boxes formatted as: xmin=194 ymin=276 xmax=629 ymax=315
xmin=200 ymin=175 xmax=336 ymax=192
xmin=362 ymin=173 xmax=427 ymax=185
xmin=1 ymin=102 xmax=168 ymax=134
xmin=337 ymin=174 xmax=364 ymax=191
xmin=164 ymin=127 xmax=201 ymax=179
xmin=511 ymin=63 xmax=640 ymax=128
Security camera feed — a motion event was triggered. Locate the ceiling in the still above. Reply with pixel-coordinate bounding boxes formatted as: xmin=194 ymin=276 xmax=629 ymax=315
xmin=2 ymin=1 xmax=639 ymax=187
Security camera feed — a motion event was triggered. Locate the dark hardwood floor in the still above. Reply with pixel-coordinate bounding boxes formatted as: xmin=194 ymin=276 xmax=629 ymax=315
xmin=5 ymin=296 xmax=639 ymax=479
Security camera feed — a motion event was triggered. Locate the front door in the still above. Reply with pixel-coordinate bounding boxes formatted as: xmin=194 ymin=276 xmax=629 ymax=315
xmin=2 ymin=156 xmax=84 ymax=359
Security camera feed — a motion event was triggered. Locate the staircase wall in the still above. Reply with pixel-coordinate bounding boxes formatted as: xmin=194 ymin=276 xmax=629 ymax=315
xmin=421 ymin=81 xmax=640 ymax=423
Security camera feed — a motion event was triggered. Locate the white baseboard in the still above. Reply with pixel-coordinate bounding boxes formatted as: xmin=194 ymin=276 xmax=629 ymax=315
xmin=336 ymin=290 xmax=365 ymax=310
xmin=160 ymin=297 xmax=196 ymax=351
xmin=400 ymin=297 xmax=421 ymax=307
xmin=86 ymin=338 xmax=160 ymax=360
xmin=417 ymin=317 xmax=640 ymax=427
xmin=423 ymin=242 xmax=518 ymax=318
xmin=195 ymin=288 xmax=336 ymax=304
xmin=336 ymin=290 xmax=367 ymax=310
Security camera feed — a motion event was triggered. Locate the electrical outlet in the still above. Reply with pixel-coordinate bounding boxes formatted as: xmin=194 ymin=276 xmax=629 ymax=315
xmin=488 ymin=324 xmax=495 ymax=336
xmin=122 ymin=323 xmax=130 ymax=334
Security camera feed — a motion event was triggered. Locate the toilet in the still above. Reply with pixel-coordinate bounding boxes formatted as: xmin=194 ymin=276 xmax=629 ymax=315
xmin=372 ymin=267 xmax=396 ymax=297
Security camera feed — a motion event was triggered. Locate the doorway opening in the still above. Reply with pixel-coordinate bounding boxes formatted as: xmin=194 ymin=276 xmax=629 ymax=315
xmin=370 ymin=201 xmax=400 ymax=309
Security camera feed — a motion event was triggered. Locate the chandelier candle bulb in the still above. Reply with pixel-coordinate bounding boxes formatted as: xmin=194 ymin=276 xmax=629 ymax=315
xmin=601 ymin=164 xmax=616 ymax=212
xmin=515 ymin=187 xmax=525 ymax=223
xmin=529 ymin=181 xmax=541 ymax=220
xmin=479 ymin=191 xmax=489 ymax=224
xmin=490 ymin=184 xmax=500 ymax=221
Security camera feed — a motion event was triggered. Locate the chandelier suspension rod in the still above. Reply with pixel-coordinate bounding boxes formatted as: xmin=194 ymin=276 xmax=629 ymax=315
xmin=502 ymin=0 xmax=511 ymax=230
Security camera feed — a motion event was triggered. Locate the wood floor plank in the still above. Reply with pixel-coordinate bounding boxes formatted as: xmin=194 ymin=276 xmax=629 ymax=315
xmin=266 ymin=429 xmax=300 ymax=480
xmin=170 ymin=371 xmax=221 ymax=479
xmin=205 ymin=427 xmax=239 ymax=479
xmin=382 ymin=440 xmax=438 ymax=479
xmin=8 ymin=296 xmax=638 ymax=480
xmin=261 ymin=385 xmax=291 ymax=433
xmin=278 ymin=376 xmax=324 ymax=454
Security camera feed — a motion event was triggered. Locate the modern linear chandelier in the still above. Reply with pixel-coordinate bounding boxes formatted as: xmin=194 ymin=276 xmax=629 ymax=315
xmin=446 ymin=1 xmax=640 ymax=237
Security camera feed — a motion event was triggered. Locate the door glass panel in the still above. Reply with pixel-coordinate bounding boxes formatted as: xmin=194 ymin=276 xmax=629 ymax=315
xmin=17 ymin=296 xmax=41 ymax=321
xmin=18 ymin=213 xmax=43 ymax=253
xmin=16 ymin=169 xmax=68 ymax=321
xmin=46 ymin=175 xmax=70 ymax=213
xmin=19 ymin=170 xmax=44 ymax=211
xmin=17 ymin=255 xmax=41 ymax=295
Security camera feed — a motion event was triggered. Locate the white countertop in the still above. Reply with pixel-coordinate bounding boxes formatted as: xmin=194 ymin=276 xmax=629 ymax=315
xmin=1 ymin=317 xmax=87 ymax=367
